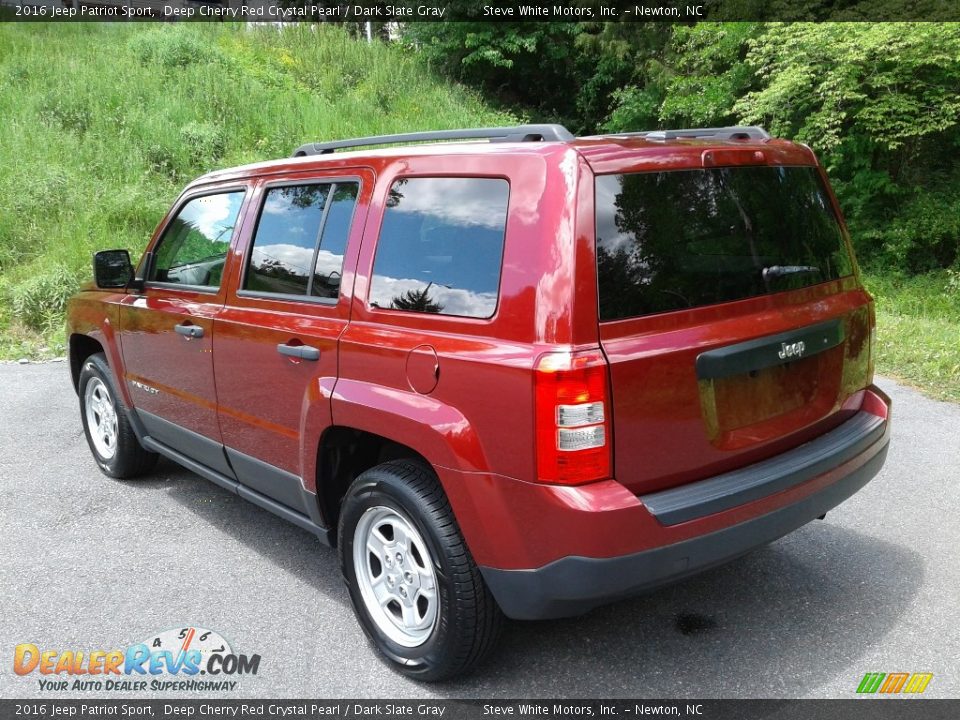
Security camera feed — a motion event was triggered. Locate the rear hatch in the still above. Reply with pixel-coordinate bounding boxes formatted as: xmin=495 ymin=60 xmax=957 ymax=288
xmin=594 ymin=158 xmax=874 ymax=496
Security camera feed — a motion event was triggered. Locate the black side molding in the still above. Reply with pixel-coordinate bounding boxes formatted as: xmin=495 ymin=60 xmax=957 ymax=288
xmin=133 ymin=409 xmax=333 ymax=544
xmin=225 ymin=446 xmax=319 ymax=522
xmin=139 ymin=409 xmax=235 ymax=478
xmin=695 ymin=318 xmax=844 ymax=380
xmin=141 ymin=435 xmax=334 ymax=546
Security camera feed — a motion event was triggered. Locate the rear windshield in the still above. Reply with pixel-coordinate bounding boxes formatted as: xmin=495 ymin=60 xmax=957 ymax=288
xmin=595 ymin=166 xmax=853 ymax=321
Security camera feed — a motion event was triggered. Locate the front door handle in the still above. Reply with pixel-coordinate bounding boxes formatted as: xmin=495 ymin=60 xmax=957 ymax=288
xmin=277 ymin=343 xmax=320 ymax=361
xmin=174 ymin=323 xmax=204 ymax=339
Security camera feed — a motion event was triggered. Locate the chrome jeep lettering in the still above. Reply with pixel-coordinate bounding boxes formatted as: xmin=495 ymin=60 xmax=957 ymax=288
xmin=778 ymin=341 xmax=806 ymax=359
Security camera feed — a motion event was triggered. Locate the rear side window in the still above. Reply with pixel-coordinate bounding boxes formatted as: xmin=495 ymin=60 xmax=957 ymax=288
xmin=245 ymin=181 xmax=359 ymax=299
xmin=595 ymin=166 xmax=853 ymax=321
xmin=151 ymin=191 xmax=245 ymax=288
xmin=368 ymin=177 xmax=509 ymax=319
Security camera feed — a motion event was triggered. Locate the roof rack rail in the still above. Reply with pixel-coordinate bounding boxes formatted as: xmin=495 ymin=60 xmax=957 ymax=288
xmin=292 ymin=124 xmax=575 ymax=157
xmin=605 ymin=126 xmax=770 ymax=142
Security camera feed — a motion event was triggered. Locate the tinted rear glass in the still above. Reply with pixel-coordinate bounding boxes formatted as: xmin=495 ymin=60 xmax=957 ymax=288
xmin=369 ymin=177 xmax=508 ymax=319
xmin=595 ymin=166 xmax=853 ymax=321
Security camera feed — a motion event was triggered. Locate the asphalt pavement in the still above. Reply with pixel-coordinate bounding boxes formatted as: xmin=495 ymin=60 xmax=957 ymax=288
xmin=0 ymin=362 xmax=957 ymax=698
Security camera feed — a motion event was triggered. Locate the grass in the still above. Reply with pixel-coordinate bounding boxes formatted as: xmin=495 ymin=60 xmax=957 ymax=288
xmin=863 ymin=270 xmax=960 ymax=402
xmin=0 ymin=22 xmax=513 ymax=359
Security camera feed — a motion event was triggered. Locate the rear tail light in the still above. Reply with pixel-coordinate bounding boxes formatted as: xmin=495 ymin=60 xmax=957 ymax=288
xmin=535 ymin=350 xmax=611 ymax=485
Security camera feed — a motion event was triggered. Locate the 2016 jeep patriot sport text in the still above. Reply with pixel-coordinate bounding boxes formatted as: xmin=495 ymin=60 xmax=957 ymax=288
xmin=67 ymin=124 xmax=891 ymax=681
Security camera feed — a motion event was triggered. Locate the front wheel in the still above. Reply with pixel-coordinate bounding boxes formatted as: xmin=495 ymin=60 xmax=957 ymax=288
xmin=78 ymin=353 xmax=158 ymax=479
xmin=338 ymin=460 xmax=503 ymax=681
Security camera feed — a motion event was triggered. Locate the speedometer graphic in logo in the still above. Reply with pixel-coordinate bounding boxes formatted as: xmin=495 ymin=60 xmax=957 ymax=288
xmin=138 ymin=626 xmax=232 ymax=671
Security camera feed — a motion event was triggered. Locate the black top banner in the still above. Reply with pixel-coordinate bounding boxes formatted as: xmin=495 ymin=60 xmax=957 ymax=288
xmin=1 ymin=0 xmax=957 ymax=22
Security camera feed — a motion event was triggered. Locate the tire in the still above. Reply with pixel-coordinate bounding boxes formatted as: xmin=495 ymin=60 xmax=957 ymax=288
xmin=338 ymin=460 xmax=503 ymax=681
xmin=78 ymin=352 xmax=158 ymax=479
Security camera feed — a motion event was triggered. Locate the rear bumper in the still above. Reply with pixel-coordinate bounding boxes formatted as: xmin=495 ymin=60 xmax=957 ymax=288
xmin=477 ymin=386 xmax=890 ymax=620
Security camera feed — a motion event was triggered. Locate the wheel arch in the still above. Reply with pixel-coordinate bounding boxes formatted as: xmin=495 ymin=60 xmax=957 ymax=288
xmin=69 ymin=334 xmax=105 ymax=393
xmin=312 ymin=379 xmax=491 ymax=539
xmin=315 ymin=426 xmax=433 ymax=538
xmin=66 ymin=298 xmax=128 ymax=407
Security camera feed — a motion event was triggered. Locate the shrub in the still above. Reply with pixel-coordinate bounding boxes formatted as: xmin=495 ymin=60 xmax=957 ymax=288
xmin=947 ymin=268 xmax=960 ymax=294
xmin=130 ymin=27 xmax=224 ymax=69
xmin=10 ymin=265 xmax=81 ymax=333
xmin=855 ymin=190 xmax=960 ymax=273
xmin=179 ymin=121 xmax=226 ymax=166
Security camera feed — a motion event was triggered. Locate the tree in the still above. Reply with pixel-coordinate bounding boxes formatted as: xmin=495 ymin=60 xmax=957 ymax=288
xmin=735 ymin=23 xmax=960 ymax=270
xmin=391 ymin=287 xmax=443 ymax=313
xmin=404 ymin=21 xmax=583 ymax=126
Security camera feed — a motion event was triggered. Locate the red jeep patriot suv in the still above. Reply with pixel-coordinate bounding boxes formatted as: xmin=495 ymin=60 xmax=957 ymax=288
xmin=67 ymin=124 xmax=891 ymax=680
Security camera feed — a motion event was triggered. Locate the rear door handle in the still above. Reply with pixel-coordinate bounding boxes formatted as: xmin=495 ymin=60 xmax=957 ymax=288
xmin=174 ymin=323 xmax=204 ymax=339
xmin=277 ymin=343 xmax=320 ymax=361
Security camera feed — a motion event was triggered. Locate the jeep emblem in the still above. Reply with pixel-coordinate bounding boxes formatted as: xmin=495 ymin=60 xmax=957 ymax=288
xmin=778 ymin=341 xmax=806 ymax=360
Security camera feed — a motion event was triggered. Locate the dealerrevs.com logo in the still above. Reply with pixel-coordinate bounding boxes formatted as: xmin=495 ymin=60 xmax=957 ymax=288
xmin=13 ymin=627 xmax=261 ymax=692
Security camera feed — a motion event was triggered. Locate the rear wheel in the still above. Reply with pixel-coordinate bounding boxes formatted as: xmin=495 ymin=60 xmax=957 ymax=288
xmin=78 ymin=353 xmax=157 ymax=479
xmin=338 ymin=460 xmax=503 ymax=681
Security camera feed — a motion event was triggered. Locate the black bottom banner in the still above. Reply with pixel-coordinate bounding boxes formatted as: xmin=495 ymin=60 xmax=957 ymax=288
xmin=1 ymin=700 xmax=957 ymax=720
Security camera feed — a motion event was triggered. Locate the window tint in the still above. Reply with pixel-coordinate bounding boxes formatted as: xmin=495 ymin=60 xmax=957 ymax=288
xmin=246 ymin=185 xmax=327 ymax=296
xmin=245 ymin=182 xmax=358 ymax=299
xmin=151 ymin=191 xmax=245 ymax=288
xmin=313 ymin=183 xmax=358 ymax=299
xmin=369 ymin=177 xmax=508 ymax=318
xmin=595 ymin=167 xmax=853 ymax=321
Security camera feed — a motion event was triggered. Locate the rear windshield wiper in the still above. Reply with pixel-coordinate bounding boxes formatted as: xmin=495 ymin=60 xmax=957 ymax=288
xmin=762 ymin=265 xmax=821 ymax=281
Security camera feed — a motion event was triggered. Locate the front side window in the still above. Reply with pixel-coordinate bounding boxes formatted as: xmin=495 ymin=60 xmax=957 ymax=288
xmin=368 ymin=177 xmax=509 ymax=319
xmin=595 ymin=166 xmax=854 ymax=321
xmin=244 ymin=182 xmax=359 ymax=299
xmin=151 ymin=191 xmax=245 ymax=289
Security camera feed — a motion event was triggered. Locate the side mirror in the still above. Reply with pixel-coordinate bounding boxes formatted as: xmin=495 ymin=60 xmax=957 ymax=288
xmin=93 ymin=250 xmax=134 ymax=289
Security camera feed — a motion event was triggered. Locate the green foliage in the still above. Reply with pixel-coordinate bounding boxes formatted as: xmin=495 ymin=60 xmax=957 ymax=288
xmin=864 ymin=271 xmax=960 ymax=402
xmin=38 ymin=91 xmax=94 ymax=134
xmin=574 ymin=24 xmax=670 ymax=132
xmin=658 ymin=23 xmax=759 ymax=126
xmin=131 ymin=26 xmax=226 ymax=68
xmin=733 ymin=23 xmax=960 ymax=270
xmin=0 ymin=23 xmax=510 ymax=358
xmin=404 ymin=22 xmax=584 ymax=127
xmin=604 ymin=86 xmax=663 ymax=134
xmin=602 ymin=23 xmax=760 ymax=131
xmin=10 ymin=264 xmax=80 ymax=334
xmin=736 ymin=23 xmax=960 ymax=151
xmin=857 ymin=187 xmax=960 ymax=273
xmin=179 ymin=122 xmax=226 ymax=166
